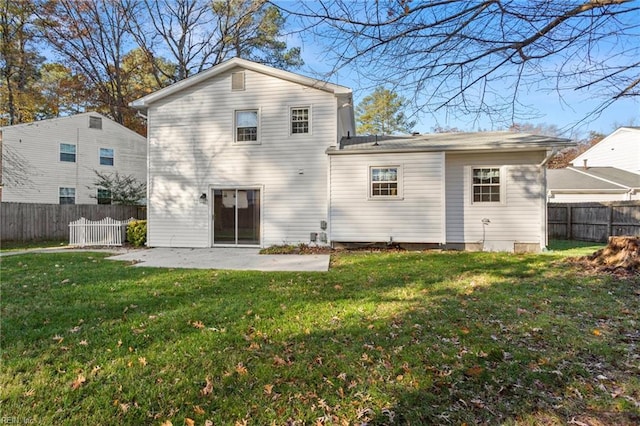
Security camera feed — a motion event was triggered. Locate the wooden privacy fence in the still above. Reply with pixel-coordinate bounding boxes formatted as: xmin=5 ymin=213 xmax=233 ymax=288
xmin=548 ymin=201 xmax=640 ymax=242
xmin=1 ymin=203 xmax=146 ymax=242
xmin=69 ymin=217 xmax=135 ymax=247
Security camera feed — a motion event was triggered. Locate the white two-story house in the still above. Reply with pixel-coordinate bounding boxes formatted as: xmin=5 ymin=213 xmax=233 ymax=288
xmin=132 ymin=58 xmax=573 ymax=252
xmin=1 ymin=112 xmax=147 ymax=205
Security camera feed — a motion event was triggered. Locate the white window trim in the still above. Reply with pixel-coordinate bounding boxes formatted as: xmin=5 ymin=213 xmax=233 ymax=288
xmin=59 ymin=143 xmax=77 ymax=163
xmin=99 ymin=147 xmax=115 ymax=166
xmin=368 ymin=165 xmax=403 ymax=200
xmin=469 ymin=165 xmax=506 ymax=205
xmin=234 ymin=108 xmax=261 ymax=144
xmin=59 ymin=187 xmax=76 ymax=205
xmin=289 ymin=105 xmax=312 ymax=136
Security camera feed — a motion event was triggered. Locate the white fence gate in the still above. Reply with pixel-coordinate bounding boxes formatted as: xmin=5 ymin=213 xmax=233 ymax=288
xmin=69 ymin=217 xmax=135 ymax=247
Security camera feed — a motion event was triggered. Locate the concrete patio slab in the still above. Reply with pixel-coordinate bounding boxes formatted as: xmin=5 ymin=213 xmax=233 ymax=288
xmin=106 ymin=247 xmax=330 ymax=272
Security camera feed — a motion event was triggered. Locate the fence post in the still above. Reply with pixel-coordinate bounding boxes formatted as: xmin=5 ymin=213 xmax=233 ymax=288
xmin=608 ymin=205 xmax=614 ymax=237
xmin=566 ymin=205 xmax=572 ymax=240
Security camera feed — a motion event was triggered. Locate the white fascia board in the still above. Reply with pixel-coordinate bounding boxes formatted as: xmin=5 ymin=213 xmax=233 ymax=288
xmin=130 ymin=57 xmax=351 ymax=109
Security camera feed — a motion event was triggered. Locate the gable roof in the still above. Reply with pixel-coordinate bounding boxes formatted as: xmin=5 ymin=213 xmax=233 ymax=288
xmin=0 ymin=112 xmax=144 ymax=139
xmin=572 ymin=126 xmax=640 ymax=166
xmin=130 ymin=58 xmax=352 ymax=110
xmin=547 ymin=167 xmax=640 ymax=191
xmin=329 ymin=131 xmax=573 ymax=154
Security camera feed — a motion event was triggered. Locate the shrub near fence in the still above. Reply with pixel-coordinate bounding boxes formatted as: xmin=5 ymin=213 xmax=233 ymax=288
xmin=1 ymin=203 xmax=146 ymax=242
xmin=548 ymin=201 xmax=640 ymax=242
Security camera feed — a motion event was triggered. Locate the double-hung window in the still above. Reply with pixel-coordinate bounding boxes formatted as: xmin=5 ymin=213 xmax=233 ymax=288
xmin=472 ymin=167 xmax=502 ymax=203
xmin=59 ymin=187 xmax=75 ymax=204
xmin=100 ymin=148 xmax=114 ymax=166
xmin=370 ymin=166 xmax=401 ymax=199
xmin=60 ymin=143 xmax=76 ymax=162
xmin=97 ymin=189 xmax=112 ymax=204
xmin=291 ymin=107 xmax=310 ymax=134
xmin=235 ymin=110 xmax=259 ymax=142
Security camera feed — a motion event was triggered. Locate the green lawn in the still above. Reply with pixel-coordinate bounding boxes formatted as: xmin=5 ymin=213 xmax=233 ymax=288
xmin=1 ymin=250 xmax=638 ymax=425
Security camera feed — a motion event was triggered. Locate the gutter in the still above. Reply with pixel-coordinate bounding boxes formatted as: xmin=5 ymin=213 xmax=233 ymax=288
xmin=539 ymin=148 xmax=558 ymax=167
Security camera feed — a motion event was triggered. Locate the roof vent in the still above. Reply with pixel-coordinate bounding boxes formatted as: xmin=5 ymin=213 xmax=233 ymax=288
xmin=412 ymin=132 xmax=420 ymax=136
xmin=583 ymin=159 xmax=588 ymax=170
xmin=231 ymin=71 xmax=245 ymax=91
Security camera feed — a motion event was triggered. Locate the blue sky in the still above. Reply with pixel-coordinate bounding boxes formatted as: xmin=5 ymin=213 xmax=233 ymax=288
xmin=283 ymin=3 xmax=640 ymax=139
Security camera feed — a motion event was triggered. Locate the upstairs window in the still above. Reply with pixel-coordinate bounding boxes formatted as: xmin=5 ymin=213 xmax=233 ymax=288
xmin=235 ymin=110 xmax=258 ymax=142
xmin=60 ymin=143 xmax=76 ymax=162
xmin=97 ymin=189 xmax=112 ymax=204
xmin=370 ymin=166 xmax=402 ymax=199
xmin=472 ymin=167 xmax=502 ymax=203
xmin=89 ymin=116 xmax=102 ymax=129
xmin=59 ymin=187 xmax=75 ymax=204
xmin=291 ymin=107 xmax=310 ymax=134
xmin=99 ymin=148 xmax=114 ymax=166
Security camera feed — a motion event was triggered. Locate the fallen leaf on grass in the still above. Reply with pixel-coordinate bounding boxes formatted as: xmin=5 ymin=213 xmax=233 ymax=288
xmin=191 ymin=321 xmax=205 ymax=329
xmin=185 ymin=418 xmax=195 ymax=426
xmin=78 ymin=340 xmax=89 ymax=346
xmin=592 ymin=329 xmax=602 ymax=336
xmin=160 ymin=421 xmax=173 ymax=426
xmin=138 ymin=357 xmax=147 ymax=367
xmin=71 ymin=373 xmax=86 ymax=389
xmin=23 ymin=389 xmax=35 ymax=397
xmin=235 ymin=363 xmax=248 ymax=375
xmin=52 ymin=335 xmax=64 ymax=343
xmin=193 ymin=405 xmax=205 ymax=415
xmin=264 ymin=384 xmax=274 ymax=395
xmin=201 ymin=377 xmax=213 ymax=396
xmin=464 ymin=365 xmax=484 ymax=378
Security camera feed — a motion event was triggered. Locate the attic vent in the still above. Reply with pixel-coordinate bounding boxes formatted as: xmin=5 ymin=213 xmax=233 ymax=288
xmin=231 ymin=72 xmax=245 ymax=91
xmin=89 ymin=116 xmax=102 ymax=129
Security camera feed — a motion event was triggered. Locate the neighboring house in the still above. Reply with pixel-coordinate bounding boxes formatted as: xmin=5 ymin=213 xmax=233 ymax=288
xmin=1 ymin=112 xmax=146 ymax=205
xmin=547 ymin=127 xmax=640 ymax=202
xmin=547 ymin=167 xmax=640 ymax=202
xmin=571 ymin=127 xmax=640 ymax=173
xmin=131 ymin=58 xmax=573 ymax=252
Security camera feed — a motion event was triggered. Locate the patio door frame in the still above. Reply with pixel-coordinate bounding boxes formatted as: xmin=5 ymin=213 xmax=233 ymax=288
xmin=210 ymin=185 xmax=263 ymax=247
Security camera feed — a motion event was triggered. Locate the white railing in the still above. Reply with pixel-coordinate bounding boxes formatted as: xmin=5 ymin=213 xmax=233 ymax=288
xmin=69 ymin=217 xmax=135 ymax=247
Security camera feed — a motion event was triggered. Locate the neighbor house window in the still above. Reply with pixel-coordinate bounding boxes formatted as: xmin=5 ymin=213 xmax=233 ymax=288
xmin=472 ymin=167 xmax=501 ymax=203
xmin=99 ymin=148 xmax=114 ymax=166
xmin=370 ymin=166 xmax=401 ymax=199
xmin=97 ymin=189 xmax=112 ymax=204
xmin=291 ymin=107 xmax=310 ymax=134
xmin=89 ymin=116 xmax=102 ymax=129
xmin=235 ymin=110 xmax=258 ymax=142
xmin=59 ymin=187 xmax=75 ymax=204
xmin=60 ymin=143 xmax=76 ymax=162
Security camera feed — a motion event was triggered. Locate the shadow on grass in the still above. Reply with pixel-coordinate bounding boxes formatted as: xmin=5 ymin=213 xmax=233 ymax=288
xmin=1 ymin=251 xmax=639 ymax=424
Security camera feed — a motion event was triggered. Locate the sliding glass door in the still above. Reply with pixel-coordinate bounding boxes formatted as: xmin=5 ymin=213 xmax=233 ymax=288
xmin=213 ymin=189 xmax=260 ymax=246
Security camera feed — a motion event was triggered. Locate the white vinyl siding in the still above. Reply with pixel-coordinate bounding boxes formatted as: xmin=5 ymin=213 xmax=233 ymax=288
xmin=146 ymin=68 xmax=339 ymax=247
xmin=1 ymin=113 xmax=146 ymax=204
xmin=571 ymin=128 xmax=640 ymax=173
xmin=446 ymin=151 xmax=545 ymax=250
xmin=330 ymin=152 xmax=444 ymax=243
